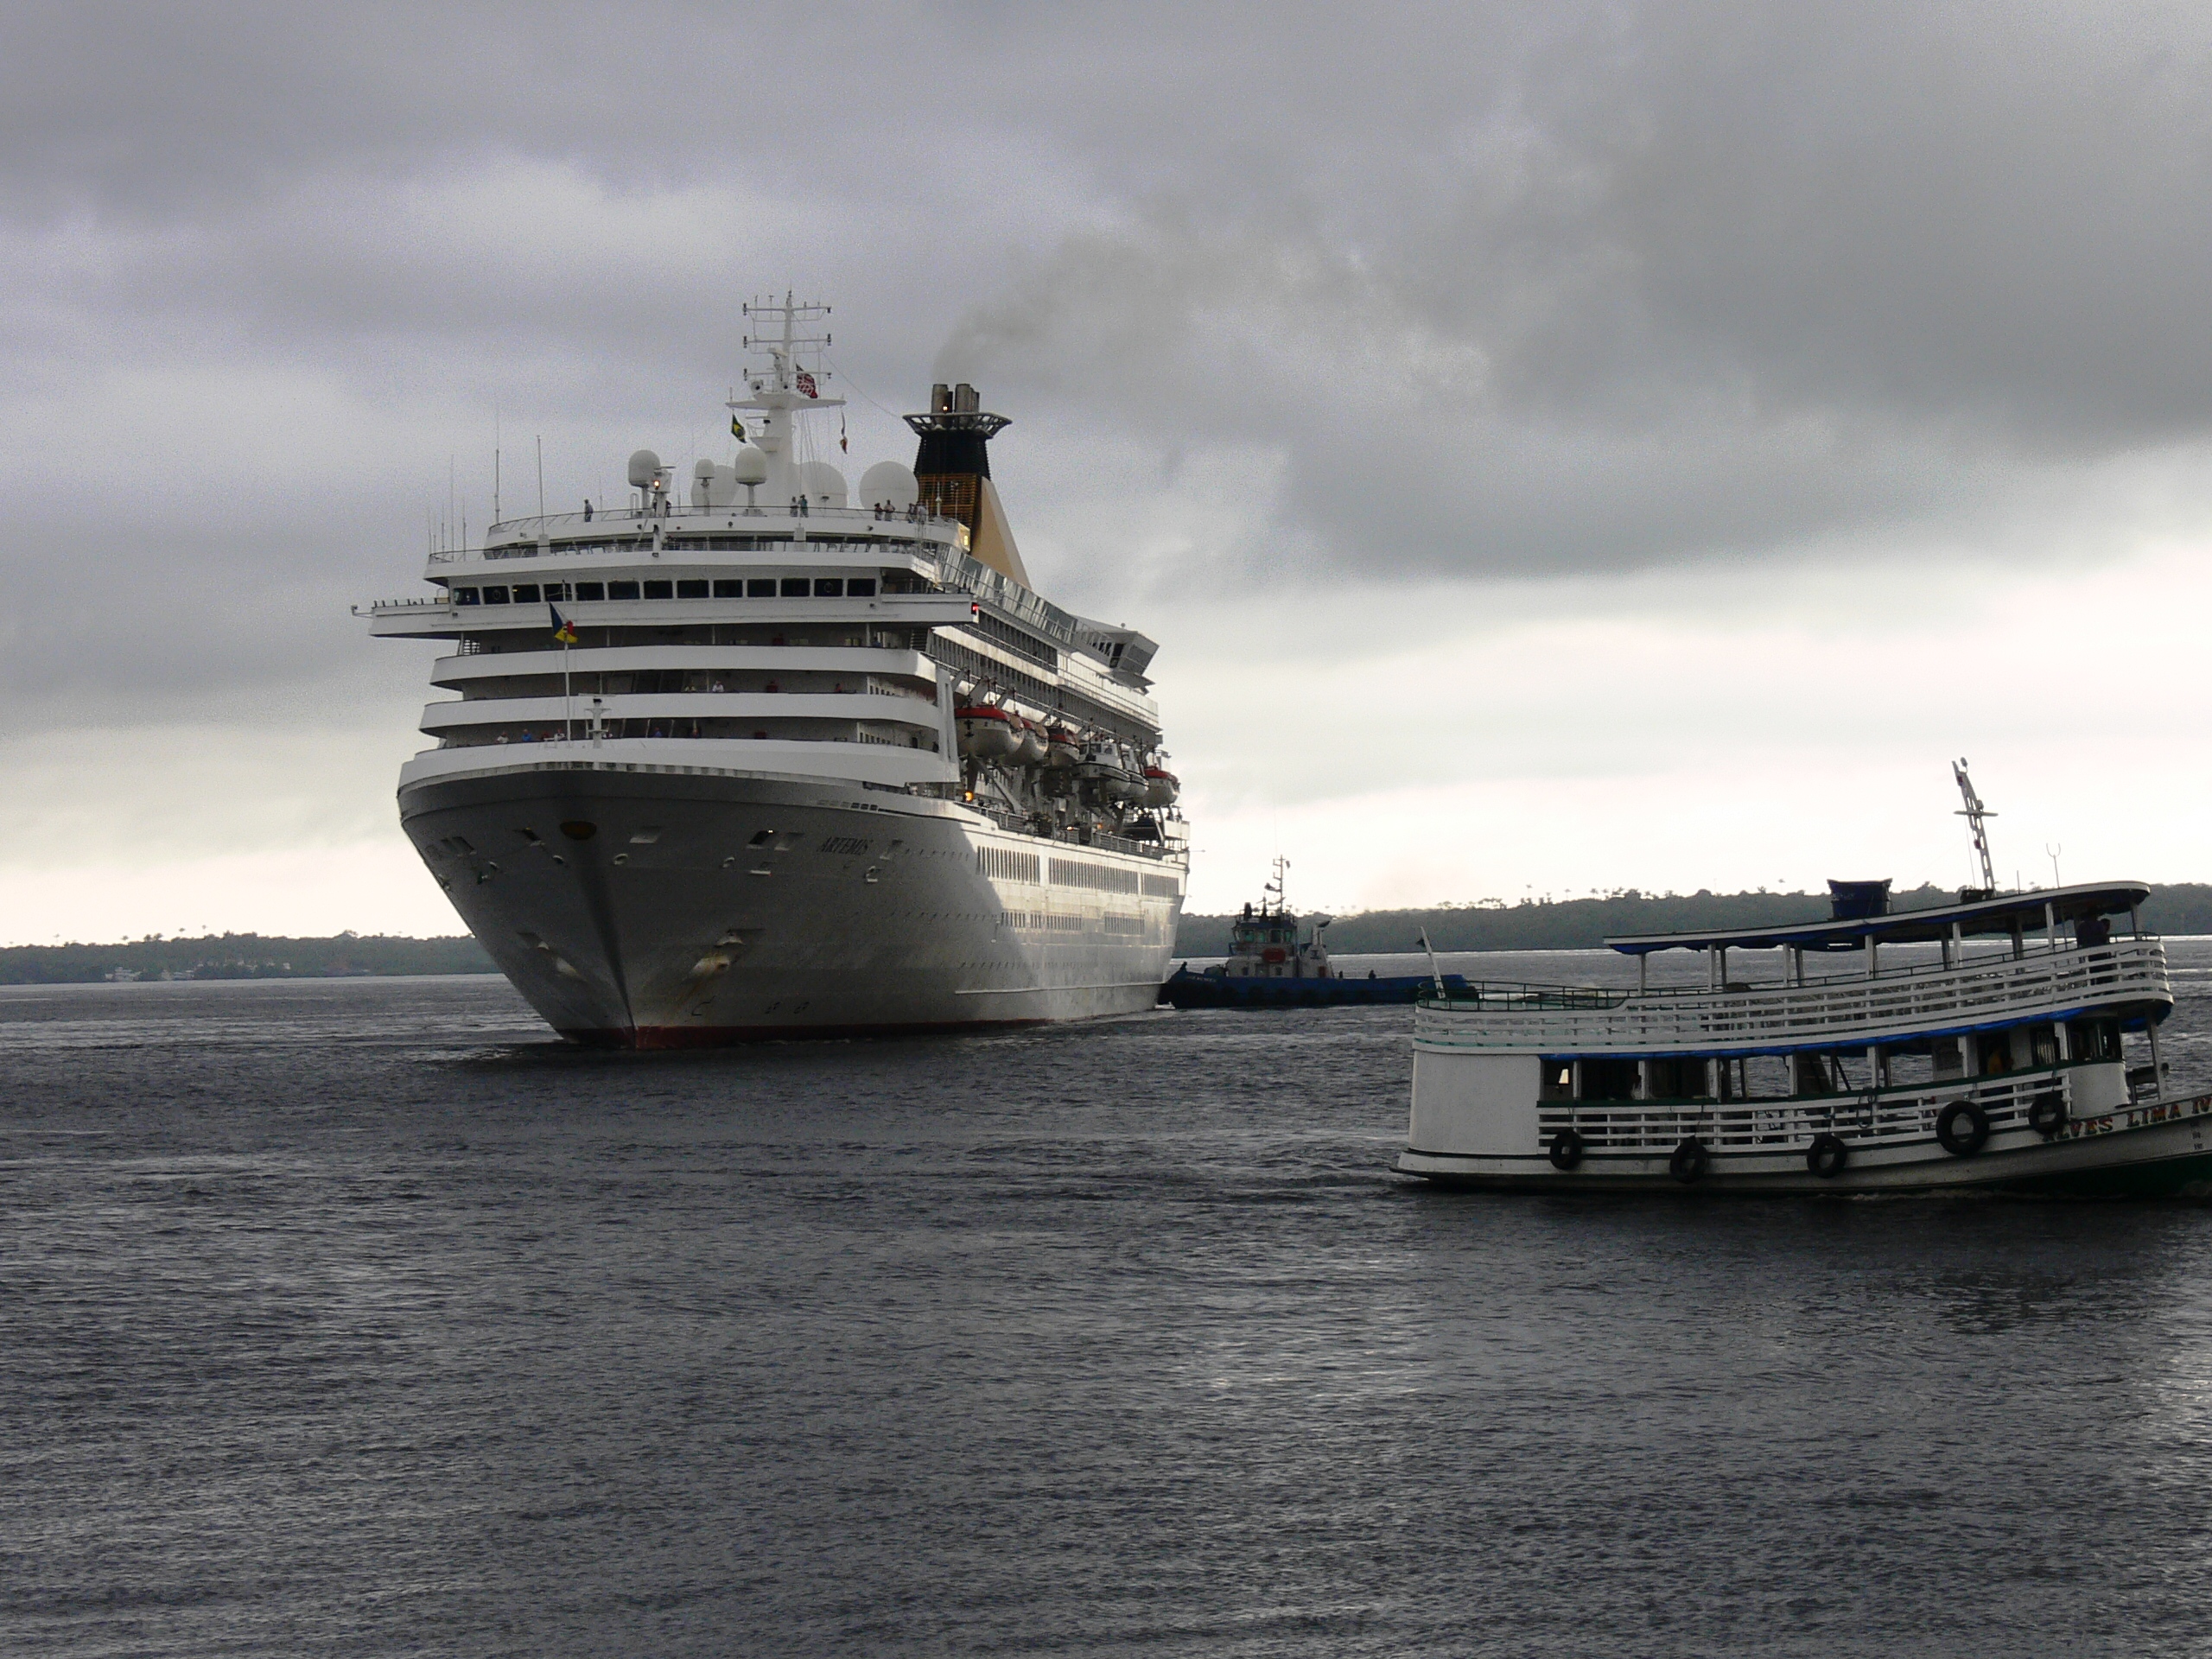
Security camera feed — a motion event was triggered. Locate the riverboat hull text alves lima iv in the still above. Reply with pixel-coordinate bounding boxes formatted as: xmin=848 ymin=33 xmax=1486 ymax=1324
xmin=363 ymin=296 xmax=1187 ymax=1046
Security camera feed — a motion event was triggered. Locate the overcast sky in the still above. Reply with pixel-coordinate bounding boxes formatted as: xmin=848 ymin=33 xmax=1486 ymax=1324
xmin=5 ymin=0 xmax=2212 ymax=941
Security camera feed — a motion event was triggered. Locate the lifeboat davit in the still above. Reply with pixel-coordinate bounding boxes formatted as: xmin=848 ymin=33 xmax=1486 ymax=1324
xmin=956 ymin=705 xmax=1021 ymax=762
xmin=1142 ymin=766 xmax=1179 ymax=809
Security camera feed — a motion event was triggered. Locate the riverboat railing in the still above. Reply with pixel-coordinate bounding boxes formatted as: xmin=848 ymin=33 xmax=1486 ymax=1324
xmin=1416 ymin=938 xmax=2168 ymax=1053
xmin=1536 ymin=1067 xmax=2074 ymax=1155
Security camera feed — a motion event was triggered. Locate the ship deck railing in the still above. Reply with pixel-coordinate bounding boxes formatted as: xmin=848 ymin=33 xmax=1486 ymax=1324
xmin=472 ymin=502 xmax=965 ymax=543
xmin=1535 ymin=1066 xmax=2090 ymax=1155
xmin=1415 ymin=938 xmax=2168 ymax=1052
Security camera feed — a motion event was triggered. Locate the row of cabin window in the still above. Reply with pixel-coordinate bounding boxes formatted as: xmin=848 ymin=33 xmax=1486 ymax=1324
xmin=1542 ymin=1017 xmax=2127 ymax=1103
xmin=454 ymin=577 xmax=879 ymax=606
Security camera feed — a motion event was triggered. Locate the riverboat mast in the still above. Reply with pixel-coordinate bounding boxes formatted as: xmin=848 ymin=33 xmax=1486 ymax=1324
xmin=1954 ymin=759 xmax=1999 ymax=895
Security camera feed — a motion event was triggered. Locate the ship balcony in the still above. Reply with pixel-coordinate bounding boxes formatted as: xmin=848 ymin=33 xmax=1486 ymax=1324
xmin=430 ymin=645 xmax=938 ymax=692
xmin=363 ymin=592 xmax=979 ymax=639
xmin=420 ymin=691 xmax=944 ymax=740
xmin=1413 ymin=938 xmax=2171 ymax=1057
xmin=394 ymin=731 xmax=957 ymax=793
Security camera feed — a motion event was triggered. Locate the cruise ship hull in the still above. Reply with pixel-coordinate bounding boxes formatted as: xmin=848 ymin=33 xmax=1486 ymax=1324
xmin=401 ymin=765 xmax=1185 ymax=1046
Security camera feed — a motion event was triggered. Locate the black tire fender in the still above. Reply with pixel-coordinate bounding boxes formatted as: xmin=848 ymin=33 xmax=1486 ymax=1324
xmin=1548 ymin=1128 xmax=1586 ymax=1172
xmin=2028 ymin=1091 xmax=2069 ymax=1139
xmin=1806 ymin=1133 xmax=1849 ymax=1179
xmin=1936 ymin=1099 xmax=1990 ymax=1157
xmin=1669 ymin=1136 xmax=1709 ymax=1184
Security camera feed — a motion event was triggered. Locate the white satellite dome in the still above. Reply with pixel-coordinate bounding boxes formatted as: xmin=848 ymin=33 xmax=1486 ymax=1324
xmin=795 ymin=460 xmax=847 ymax=509
xmin=856 ymin=461 xmax=918 ymax=510
xmin=732 ymin=445 xmax=769 ymax=486
xmin=626 ymin=448 xmax=662 ymax=488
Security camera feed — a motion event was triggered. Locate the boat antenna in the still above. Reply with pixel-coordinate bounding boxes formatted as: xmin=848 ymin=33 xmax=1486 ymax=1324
xmin=1264 ymin=854 xmax=1288 ymax=916
xmin=1953 ymin=759 xmax=1999 ymax=893
xmin=1417 ymin=926 xmax=1443 ymax=996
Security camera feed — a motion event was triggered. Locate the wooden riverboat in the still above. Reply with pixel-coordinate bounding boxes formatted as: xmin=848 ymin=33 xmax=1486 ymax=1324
xmin=1395 ymin=880 xmax=2205 ymax=1196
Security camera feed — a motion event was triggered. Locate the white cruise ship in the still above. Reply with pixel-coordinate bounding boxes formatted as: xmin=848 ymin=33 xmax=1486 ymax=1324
xmin=363 ymin=296 xmax=1188 ymax=1046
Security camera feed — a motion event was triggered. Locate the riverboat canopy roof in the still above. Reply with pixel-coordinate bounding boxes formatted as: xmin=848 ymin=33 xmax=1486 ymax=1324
xmin=1604 ymin=881 xmax=2152 ymax=956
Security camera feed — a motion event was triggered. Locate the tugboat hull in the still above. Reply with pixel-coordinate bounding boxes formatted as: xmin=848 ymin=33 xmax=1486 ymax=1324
xmin=1162 ymin=969 xmax=1466 ymax=1009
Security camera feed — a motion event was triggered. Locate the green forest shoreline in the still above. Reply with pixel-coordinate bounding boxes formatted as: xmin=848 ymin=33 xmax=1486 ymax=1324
xmin=6 ymin=882 xmax=2209 ymax=985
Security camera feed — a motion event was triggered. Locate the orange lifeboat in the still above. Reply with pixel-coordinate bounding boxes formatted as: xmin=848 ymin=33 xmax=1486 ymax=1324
xmin=956 ymin=705 xmax=1021 ymax=762
xmin=1044 ymin=727 xmax=1081 ymax=769
xmin=1141 ymin=766 xmax=1179 ymax=809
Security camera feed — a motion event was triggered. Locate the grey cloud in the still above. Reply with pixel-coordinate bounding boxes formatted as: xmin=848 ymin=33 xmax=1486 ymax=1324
xmin=6 ymin=0 xmax=2212 ymax=733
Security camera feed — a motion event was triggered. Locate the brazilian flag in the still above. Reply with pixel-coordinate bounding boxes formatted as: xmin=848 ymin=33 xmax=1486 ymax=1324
xmin=730 ymin=415 xmax=747 ymax=442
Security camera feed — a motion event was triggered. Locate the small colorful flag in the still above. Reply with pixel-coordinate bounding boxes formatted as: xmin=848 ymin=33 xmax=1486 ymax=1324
xmin=730 ymin=415 xmax=747 ymax=442
xmin=796 ymin=369 xmax=819 ymax=398
xmin=840 ymin=414 xmax=849 ymax=454
xmin=550 ymin=606 xmax=578 ymax=646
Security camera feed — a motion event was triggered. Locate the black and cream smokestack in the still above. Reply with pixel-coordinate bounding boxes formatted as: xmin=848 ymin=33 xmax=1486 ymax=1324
xmin=906 ymin=382 xmax=1009 ymax=523
xmin=905 ymin=383 xmax=1031 ymax=588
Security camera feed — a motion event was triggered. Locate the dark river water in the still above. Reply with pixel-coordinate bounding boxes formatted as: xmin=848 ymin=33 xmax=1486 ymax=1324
xmin=8 ymin=942 xmax=2212 ymax=1656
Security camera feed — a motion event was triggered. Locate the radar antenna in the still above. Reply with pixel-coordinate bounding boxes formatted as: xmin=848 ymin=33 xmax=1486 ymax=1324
xmin=1953 ymin=759 xmax=1999 ymax=895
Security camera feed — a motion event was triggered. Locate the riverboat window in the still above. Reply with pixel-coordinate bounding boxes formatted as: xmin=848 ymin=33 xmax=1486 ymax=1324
xmin=574 ymin=582 xmax=605 ymax=601
xmin=1648 ymin=1057 xmax=1703 ymax=1100
xmin=814 ymin=578 xmax=844 ymax=597
xmin=455 ymin=588 xmax=480 ymax=604
xmin=643 ymin=581 xmax=673 ymax=600
xmin=608 ymin=582 xmax=640 ymax=600
xmin=1580 ymin=1058 xmax=1638 ymax=1102
xmin=848 ymin=577 xmax=877 ymax=597
xmin=781 ymin=578 xmax=810 ymax=597
xmin=1540 ymin=1063 xmax=1573 ymax=1101
xmin=540 ymin=582 xmax=568 ymax=601
xmin=2067 ymin=1018 xmax=2121 ymax=1062
xmin=713 ymin=580 xmax=744 ymax=598
xmin=482 ymin=587 xmax=510 ymax=604
xmin=677 ymin=580 xmax=709 ymax=598
xmin=749 ymin=580 xmax=778 ymax=597
xmin=512 ymin=584 xmax=540 ymax=603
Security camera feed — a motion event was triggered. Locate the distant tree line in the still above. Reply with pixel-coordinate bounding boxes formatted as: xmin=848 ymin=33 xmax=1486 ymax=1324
xmin=0 ymin=932 xmax=494 ymax=986
xmin=10 ymin=883 xmax=2209 ymax=983
xmin=1170 ymin=883 xmax=2212 ymax=957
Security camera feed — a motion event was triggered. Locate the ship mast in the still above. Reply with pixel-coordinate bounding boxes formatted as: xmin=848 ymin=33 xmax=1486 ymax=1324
xmin=731 ymin=292 xmax=843 ymax=505
xmin=1953 ymin=759 xmax=1999 ymax=894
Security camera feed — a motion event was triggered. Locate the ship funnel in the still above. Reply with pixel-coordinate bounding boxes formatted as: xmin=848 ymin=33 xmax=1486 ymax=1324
xmin=905 ymin=384 xmax=1029 ymax=588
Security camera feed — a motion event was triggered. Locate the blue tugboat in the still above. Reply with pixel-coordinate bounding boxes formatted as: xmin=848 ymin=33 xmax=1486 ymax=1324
xmin=1161 ymin=858 xmax=1466 ymax=1008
